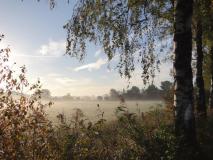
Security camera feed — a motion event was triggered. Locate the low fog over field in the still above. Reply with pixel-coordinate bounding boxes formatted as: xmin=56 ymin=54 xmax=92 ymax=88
xmin=45 ymin=100 xmax=163 ymax=124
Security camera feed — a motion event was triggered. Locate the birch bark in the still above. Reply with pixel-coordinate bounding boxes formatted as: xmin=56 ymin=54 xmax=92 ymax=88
xmin=174 ymin=0 xmax=196 ymax=144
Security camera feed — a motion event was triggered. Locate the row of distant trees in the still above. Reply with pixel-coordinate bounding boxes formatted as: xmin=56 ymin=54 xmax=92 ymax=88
xmin=40 ymin=90 xmax=82 ymax=101
xmin=40 ymin=81 xmax=173 ymax=101
xmin=99 ymin=81 xmax=173 ymax=101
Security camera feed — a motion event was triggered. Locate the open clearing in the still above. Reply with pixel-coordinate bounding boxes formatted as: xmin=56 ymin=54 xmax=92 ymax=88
xmin=45 ymin=100 xmax=163 ymax=124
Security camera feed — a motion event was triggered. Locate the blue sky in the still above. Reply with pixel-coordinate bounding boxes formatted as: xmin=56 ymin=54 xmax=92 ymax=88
xmin=0 ymin=0 xmax=172 ymax=96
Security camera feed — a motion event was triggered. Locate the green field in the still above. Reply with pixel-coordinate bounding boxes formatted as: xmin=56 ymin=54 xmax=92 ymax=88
xmin=45 ymin=100 xmax=163 ymax=124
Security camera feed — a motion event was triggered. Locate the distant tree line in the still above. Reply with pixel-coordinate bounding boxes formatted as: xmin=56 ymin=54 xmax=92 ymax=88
xmin=97 ymin=81 xmax=173 ymax=101
xmin=40 ymin=81 xmax=172 ymax=101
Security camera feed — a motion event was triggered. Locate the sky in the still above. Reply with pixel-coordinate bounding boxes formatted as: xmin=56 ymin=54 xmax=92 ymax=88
xmin=0 ymin=0 xmax=172 ymax=96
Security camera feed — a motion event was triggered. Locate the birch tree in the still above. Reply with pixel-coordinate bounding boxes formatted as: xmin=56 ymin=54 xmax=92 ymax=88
xmin=173 ymin=0 xmax=196 ymax=144
xmin=194 ymin=0 xmax=206 ymax=117
xmin=202 ymin=0 xmax=213 ymax=109
xmin=209 ymin=46 xmax=213 ymax=109
xmin=48 ymin=0 xmax=198 ymax=147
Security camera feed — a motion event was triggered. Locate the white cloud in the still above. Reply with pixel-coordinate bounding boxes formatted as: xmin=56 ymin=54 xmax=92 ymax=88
xmin=38 ymin=40 xmax=66 ymax=56
xmin=94 ymin=48 xmax=103 ymax=57
xmin=74 ymin=58 xmax=107 ymax=72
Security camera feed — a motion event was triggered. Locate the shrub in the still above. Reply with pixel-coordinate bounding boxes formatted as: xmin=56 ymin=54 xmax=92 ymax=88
xmin=0 ymin=38 xmax=60 ymax=160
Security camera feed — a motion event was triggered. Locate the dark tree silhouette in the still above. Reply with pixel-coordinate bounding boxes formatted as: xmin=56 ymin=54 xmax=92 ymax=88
xmin=173 ymin=0 xmax=196 ymax=145
xmin=126 ymin=86 xmax=141 ymax=99
xmin=160 ymin=81 xmax=173 ymax=93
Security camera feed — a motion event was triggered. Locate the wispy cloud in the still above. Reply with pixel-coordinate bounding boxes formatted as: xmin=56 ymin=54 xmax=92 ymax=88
xmin=38 ymin=40 xmax=65 ymax=56
xmin=74 ymin=58 xmax=107 ymax=72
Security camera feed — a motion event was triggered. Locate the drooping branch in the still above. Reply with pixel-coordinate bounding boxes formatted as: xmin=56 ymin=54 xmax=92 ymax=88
xmin=63 ymin=0 xmax=173 ymax=82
